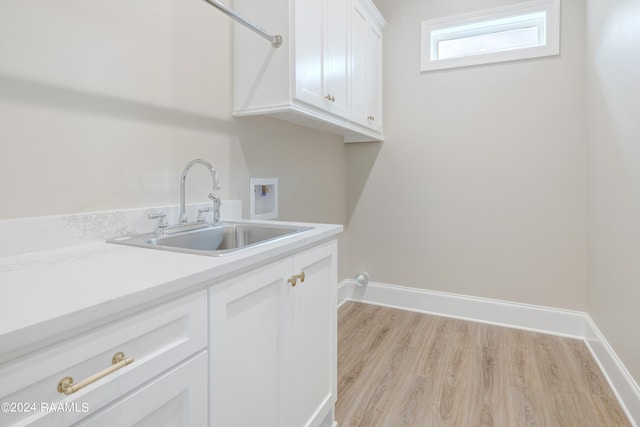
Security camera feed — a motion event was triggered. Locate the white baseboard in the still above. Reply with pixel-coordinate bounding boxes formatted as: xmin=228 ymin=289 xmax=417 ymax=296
xmin=337 ymin=280 xmax=640 ymax=426
xmin=338 ymin=280 xmax=587 ymax=337
xmin=584 ymin=317 xmax=640 ymax=426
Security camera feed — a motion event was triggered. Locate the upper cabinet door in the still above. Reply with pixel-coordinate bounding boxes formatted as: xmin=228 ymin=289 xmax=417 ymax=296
xmin=294 ymin=0 xmax=323 ymax=108
xmin=323 ymin=0 xmax=349 ymax=118
xmin=351 ymin=0 xmax=383 ymax=132
xmin=294 ymin=0 xmax=349 ymax=119
xmin=365 ymin=23 xmax=383 ymax=132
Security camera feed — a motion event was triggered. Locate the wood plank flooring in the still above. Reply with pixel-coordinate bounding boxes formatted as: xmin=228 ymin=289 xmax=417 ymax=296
xmin=336 ymin=301 xmax=631 ymax=427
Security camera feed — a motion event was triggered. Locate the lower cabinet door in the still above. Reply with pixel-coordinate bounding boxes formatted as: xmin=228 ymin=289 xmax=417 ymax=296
xmin=290 ymin=241 xmax=337 ymax=427
xmin=208 ymin=258 xmax=290 ymax=427
xmin=75 ymin=351 xmax=208 ymax=427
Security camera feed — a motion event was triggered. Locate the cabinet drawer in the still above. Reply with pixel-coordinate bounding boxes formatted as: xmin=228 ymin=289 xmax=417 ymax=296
xmin=75 ymin=351 xmax=208 ymax=427
xmin=0 ymin=291 xmax=207 ymax=426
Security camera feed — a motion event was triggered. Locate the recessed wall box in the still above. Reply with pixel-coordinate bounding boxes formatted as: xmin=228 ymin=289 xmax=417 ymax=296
xmin=250 ymin=178 xmax=278 ymax=220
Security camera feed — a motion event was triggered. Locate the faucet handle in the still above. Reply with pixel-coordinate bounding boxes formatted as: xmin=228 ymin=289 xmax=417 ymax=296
xmin=197 ymin=206 xmax=212 ymax=223
xmin=148 ymin=212 xmax=168 ymax=235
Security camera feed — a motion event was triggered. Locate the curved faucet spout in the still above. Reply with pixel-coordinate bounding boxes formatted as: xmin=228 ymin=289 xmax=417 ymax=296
xmin=179 ymin=159 xmax=221 ymax=223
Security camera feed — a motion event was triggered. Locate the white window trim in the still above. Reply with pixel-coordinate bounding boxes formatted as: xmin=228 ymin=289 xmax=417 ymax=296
xmin=420 ymin=0 xmax=560 ymax=72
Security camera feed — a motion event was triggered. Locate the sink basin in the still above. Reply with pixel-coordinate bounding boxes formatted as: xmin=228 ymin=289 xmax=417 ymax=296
xmin=109 ymin=222 xmax=313 ymax=256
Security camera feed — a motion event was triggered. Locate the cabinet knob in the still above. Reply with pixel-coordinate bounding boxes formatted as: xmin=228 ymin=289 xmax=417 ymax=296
xmin=325 ymin=94 xmax=336 ymax=103
xmin=367 ymin=115 xmax=375 ymax=121
xmin=288 ymin=271 xmax=306 ymax=287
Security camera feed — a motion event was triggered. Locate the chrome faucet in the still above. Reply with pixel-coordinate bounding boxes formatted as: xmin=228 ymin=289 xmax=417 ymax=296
xmin=179 ymin=159 xmax=221 ymax=225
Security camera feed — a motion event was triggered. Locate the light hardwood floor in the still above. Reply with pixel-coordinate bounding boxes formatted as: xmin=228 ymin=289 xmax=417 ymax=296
xmin=337 ymin=301 xmax=631 ymax=427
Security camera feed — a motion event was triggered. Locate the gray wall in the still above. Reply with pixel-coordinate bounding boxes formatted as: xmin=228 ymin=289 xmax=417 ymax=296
xmin=345 ymin=0 xmax=589 ymax=310
xmin=586 ymin=0 xmax=640 ymax=382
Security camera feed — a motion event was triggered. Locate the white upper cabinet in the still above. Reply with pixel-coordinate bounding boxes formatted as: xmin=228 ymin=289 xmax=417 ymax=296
xmin=233 ymin=0 xmax=386 ymax=142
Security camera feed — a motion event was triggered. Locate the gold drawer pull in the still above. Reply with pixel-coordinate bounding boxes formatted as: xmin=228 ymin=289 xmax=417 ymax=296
xmin=287 ymin=271 xmax=306 ymax=287
xmin=57 ymin=352 xmax=135 ymax=395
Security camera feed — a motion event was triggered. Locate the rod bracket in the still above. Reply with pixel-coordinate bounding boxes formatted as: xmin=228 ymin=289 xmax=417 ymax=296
xmin=272 ymin=35 xmax=283 ymax=49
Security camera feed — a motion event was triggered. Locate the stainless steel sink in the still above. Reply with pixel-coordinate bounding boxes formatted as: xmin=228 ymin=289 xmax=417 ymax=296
xmin=109 ymin=222 xmax=312 ymax=256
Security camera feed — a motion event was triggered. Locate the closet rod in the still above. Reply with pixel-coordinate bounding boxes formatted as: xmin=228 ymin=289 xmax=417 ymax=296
xmin=201 ymin=0 xmax=283 ymax=48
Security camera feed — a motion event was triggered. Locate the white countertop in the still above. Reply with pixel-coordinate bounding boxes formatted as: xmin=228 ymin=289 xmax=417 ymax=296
xmin=0 ymin=219 xmax=342 ymax=361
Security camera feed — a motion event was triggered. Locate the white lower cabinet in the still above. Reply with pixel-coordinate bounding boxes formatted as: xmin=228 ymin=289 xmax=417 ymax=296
xmin=209 ymin=240 xmax=338 ymax=427
xmin=0 ymin=239 xmax=338 ymax=427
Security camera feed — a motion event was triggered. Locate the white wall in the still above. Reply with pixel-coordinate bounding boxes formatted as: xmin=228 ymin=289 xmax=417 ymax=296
xmin=587 ymin=0 xmax=640 ymax=383
xmin=0 ymin=0 xmax=232 ymax=218
xmin=0 ymin=0 xmax=347 ymax=246
xmin=345 ymin=0 xmax=589 ymax=310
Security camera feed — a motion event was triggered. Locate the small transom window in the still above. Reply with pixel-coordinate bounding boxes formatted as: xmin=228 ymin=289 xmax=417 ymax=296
xmin=421 ymin=0 xmax=560 ymax=71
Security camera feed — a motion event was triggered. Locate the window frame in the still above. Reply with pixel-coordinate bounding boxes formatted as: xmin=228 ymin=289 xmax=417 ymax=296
xmin=420 ymin=0 xmax=560 ymax=72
